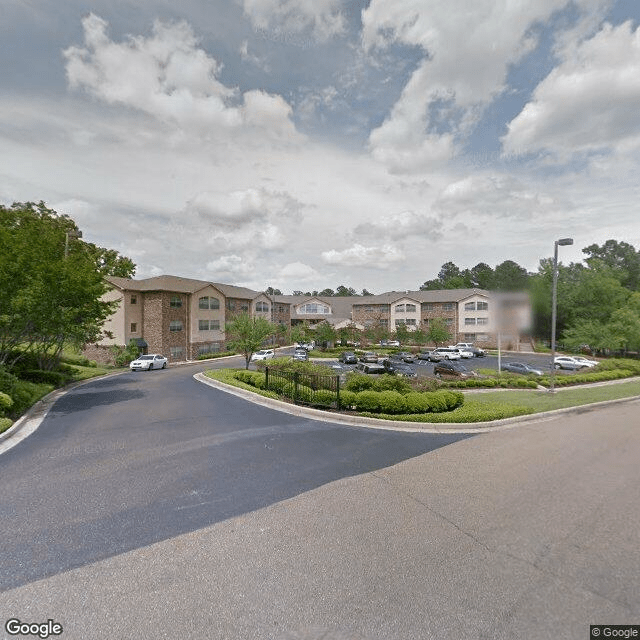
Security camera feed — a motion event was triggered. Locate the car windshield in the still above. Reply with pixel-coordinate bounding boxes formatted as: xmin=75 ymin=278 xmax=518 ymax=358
xmin=139 ymin=356 xmax=154 ymax=360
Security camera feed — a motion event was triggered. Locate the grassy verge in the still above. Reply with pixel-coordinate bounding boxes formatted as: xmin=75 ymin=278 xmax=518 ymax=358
xmin=204 ymin=368 xmax=640 ymax=424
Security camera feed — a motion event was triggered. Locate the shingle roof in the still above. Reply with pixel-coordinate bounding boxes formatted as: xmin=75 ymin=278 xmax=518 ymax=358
xmin=106 ymin=276 xmax=262 ymax=300
xmin=350 ymin=289 xmax=490 ymax=305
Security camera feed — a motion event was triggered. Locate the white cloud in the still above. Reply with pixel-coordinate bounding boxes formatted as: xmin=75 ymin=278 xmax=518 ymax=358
xmin=433 ymin=174 xmax=572 ymax=221
xmin=361 ymin=0 xmax=599 ymax=173
xmin=502 ymin=20 xmax=640 ymax=159
xmin=278 ymin=261 xmax=322 ymax=282
xmin=206 ymin=254 xmax=256 ymax=279
xmin=64 ymin=13 xmax=300 ymax=141
xmin=321 ymin=243 xmax=405 ymax=268
xmin=240 ymin=0 xmax=345 ymax=42
xmin=353 ymin=210 xmax=444 ymax=240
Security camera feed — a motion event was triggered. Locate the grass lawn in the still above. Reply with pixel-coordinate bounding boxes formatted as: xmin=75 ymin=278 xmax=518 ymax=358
xmin=468 ymin=380 xmax=640 ymax=413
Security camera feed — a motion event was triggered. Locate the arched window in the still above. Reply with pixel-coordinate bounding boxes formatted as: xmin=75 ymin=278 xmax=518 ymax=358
xmin=255 ymin=301 xmax=270 ymax=312
xmin=199 ymin=296 xmax=220 ymax=310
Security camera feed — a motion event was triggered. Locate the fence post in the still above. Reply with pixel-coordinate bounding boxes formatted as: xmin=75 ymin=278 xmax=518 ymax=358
xmin=335 ymin=374 xmax=340 ymax=409
xmin=265 ymin=366 xmax=269 ymax=390
xmin=294 ymin=371 xmax=299 ymax=404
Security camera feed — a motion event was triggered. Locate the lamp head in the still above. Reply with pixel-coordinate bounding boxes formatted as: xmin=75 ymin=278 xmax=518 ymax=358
xmin=557 ymin=238 xmax=573 ymax=246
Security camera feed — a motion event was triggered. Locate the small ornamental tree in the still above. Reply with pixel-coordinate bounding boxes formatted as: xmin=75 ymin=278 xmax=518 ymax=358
xmin=426 ymin=317 xmax=451 ymax=347
xmin=226 ymin=313 xmax=277 ymax=369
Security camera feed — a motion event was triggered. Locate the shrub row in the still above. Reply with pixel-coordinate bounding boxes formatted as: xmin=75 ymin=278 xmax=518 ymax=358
xmin=441 ymin=377 xmax=539 ymax=389
xmin=0 ymin=366 xmax=55 ymax=419
xmin=344 ymin=373 xmax=413 ymax=394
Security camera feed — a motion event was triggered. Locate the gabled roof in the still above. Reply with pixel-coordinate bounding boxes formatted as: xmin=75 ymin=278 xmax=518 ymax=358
xmin=351 ymin=289 xmax=490 ymax=305
xmin=106 ymin=276 xmax=262 ymax=300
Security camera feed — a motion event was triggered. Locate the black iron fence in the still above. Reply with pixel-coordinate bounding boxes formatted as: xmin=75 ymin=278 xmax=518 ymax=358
xmin=265 ymin=367 xmax=341 ymax=408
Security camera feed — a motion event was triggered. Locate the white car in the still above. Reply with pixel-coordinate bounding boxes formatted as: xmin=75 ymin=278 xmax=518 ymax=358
xmin=554 ymin=355 xmax=588 ymax=370
xmin=453 ymin=348 xmax=474 ymax=359
xmin=251 ymin=349 xmax=275 ymax=361
xmin=130 ymin=354 xmax=167 ymax=371
xmin=572 ymin=356 xmax=598 ymax=367
xmin=432 ymin=348 xmax=461 ymax=360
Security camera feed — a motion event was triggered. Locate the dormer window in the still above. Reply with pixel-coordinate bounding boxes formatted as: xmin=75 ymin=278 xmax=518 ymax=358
xmin=298 ymin=303 xmax=330 ymax=314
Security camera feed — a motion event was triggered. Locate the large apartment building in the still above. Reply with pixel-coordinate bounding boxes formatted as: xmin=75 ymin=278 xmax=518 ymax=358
xmin=84 ymin=275 xmax=531 ymax=363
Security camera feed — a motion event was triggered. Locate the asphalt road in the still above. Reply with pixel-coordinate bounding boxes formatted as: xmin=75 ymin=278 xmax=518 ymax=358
xmin=1 ymin=360 xmax=639 ymax=639
xmin=0 ymin=360 xmax=467 ymax=592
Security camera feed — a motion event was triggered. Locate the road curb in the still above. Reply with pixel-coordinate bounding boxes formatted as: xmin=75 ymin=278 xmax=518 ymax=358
xmin=194 ymin=372 xmax=640 ymax=434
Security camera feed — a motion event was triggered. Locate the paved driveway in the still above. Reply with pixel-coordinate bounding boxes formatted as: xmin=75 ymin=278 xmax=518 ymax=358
xmin=0 ymin=362 xmax=467 ymax=592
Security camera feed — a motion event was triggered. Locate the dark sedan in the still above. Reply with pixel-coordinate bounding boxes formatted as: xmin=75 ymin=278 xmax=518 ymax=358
xmin=381 ymin=359 xmax=417 ymax=377
xmin=433 ymin=361 xmax=476 ymax=379
xmin=338 ymin=351 xmax=358 ymax=364
xmin=501 ymin=362 xmax=543 ymax=376
xmin=354 ymin=362 xmax=386 ymax=374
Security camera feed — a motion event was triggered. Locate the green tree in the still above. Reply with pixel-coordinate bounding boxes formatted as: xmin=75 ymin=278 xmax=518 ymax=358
xmin=225 ymin=312 xmax=276 ymax=369
xmin=265 ymin=286 xmax=282 ymax=295
xmin=493 ymin=260 xmax=529 ymax=291
xmin=314 ymin=321 xmax=337 ymax=350
xmin=318 ymin=288 xmax=335 ymax=296
xmin=0 ymin=202 xmax=132 ymax=368
xmin=335 ymin=285 xmax=357 ymax=296
xmin=583 ymin=240 xmax=640 ymax=291
xmin=426 ymin=318 xmax=451 ymax=347
xmin=394 ymin=323 xmax=409 ymax=345
xmin=469 ymin=262 xmax=495 ymax=290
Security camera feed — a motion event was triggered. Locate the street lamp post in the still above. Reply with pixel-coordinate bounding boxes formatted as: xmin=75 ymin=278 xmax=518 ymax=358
xmin=64 ymin=229 xmax=83 ymax=258
xmin=550 ymin=237 xmax=573 ymax=393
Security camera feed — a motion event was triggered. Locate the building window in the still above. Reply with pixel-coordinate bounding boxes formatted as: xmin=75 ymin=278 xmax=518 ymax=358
xmin=477 ymin=301 xmax=489 ymax=310
xmin=422 ymin=318 xmax=430 ymax=326
xmin=199 ymin=296 xmax=220 ymax=310
xmin=443 ymin=303 xmax=455 ymax=311
xmin=278 ymin=305 xmax=286 ymax=313
xmin=240 ymin=304 xmax=249 ymax=312
xmin=198 ymin=343 xmax=220 ymax=356
xmin=477 ymin=317 xmax=489 ymax=325
xmin=464 ymin=333 xmax=476 ymax=341
xmin=464 ymin=302 xmax=475 ymax=311
xmin=170 ymin=295 xmax=182 ymax=308
xmin=476 ymin=334 xmax=489 ymax=341
xmin=226 ymin=300 xmax=235 ymax=311
xmin=170 ymin=346 xmax=184 ymax=359
xmin=405 ymin=318 xmax=417 ymax=326
xmin=395 ymin=304 xmax=405 ymax=312
xmin=169 ymin=320 xmax=183 ymax=332
xmin=130 ymin=295 xmax=137 ymax=305
xmin=199 ymin=319 xmax=220 ymax=331
xmin=423 ymin=303 xmax=434 ymax=311
xmin=444 ymin=318 xmax=453 ymax=325
xmin=299 ymin=303 xmax=330 ymax=314
xmin=405 ymin=304 xmax=417 ymax=312
xmin=465 ymin=318 xmax=477 ymax=325
xmin=130 ymin=323 xmax=137 ymax=333
xmin=255 ymin=301 xmax=270 ymax=312
xmin=379 ymin=319 xmax=388 ymax=327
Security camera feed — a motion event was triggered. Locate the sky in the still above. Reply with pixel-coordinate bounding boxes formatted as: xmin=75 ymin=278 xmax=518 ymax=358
xmin=1 ymin=0 xmax=640 ymax=294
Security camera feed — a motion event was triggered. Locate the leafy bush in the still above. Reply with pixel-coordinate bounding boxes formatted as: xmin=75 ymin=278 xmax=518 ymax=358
xmin=19 ymin=369 xmax=69 ymax=386
xmin=372 ymin=374 xmax=412 ymax=394
xmin=354 ymin=390 xmax=382 ymax=412
xmin=404 ymin=392 xmax=434 ymax=413
xmin=344 ymin=373 xmax=375 ymax=392
xmin=0 ymin=417 xmax=12 ymax=433
xmin=377 ymin=390 xmax=407 ymax=414
xmin=312 ymin=389 xmax=336 ymax=407
xmin=0 ymin=367 xmax=54 ymax=419
xmin=338 ymin=390 xmax=357 ymax=409
xmin=0 ymin=391 xmax=13 ymax=414
xmin=197 ymin=351 xmax=236 ymax=361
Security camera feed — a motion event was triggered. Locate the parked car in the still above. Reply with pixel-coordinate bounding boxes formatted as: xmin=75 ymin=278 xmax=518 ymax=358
xmin=386 ymin=340 xmax=400 ymax=347
xmin=381 ymin=359 xmax=417 ymax=377
xmin=390 ymin=351 xmax=416 ymax=363
xmin=451 ymin=348 xmax=474 ymax=359
xmin=292 ymin=348 xmax=308 ymax=361
xmin=433 ymin=361 xmax=476 ymax=379
xmin=251 ymin=349 xmax=275 ymax=362
xmin=338 ymin=351 xmax=358 ymax=364
xmin=571 ymin=356 xmax=598 ymax=367
xmin=501 ymin=362 xmax=543 ymax=376
xmin=432 ymin=347 xmax=461 ymax=360
xmin=554 ymin=355 xmax=588 ymax=370
xmin=417 ymin=351 xmax=443 ymax=362
xmin=294 ymin=342 xmax=315 ymax=351
xmin=354 ymin=362 xmax=386 ymax=374
xmin=130 ymin=354 xmax=167 ymax=371
xmin=359 ymin=352 xmax=379 ymax=363
xmin=450 ymin=343 xmax=486 ymax=357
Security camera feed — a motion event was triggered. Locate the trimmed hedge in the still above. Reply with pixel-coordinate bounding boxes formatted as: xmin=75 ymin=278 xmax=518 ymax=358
xmin=0 ymin=417 xmax=12 ymax=433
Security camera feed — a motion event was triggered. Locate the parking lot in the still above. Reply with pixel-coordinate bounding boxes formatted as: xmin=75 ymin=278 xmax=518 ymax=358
xmin=313 ymin=351 xmax=576 ymax=378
